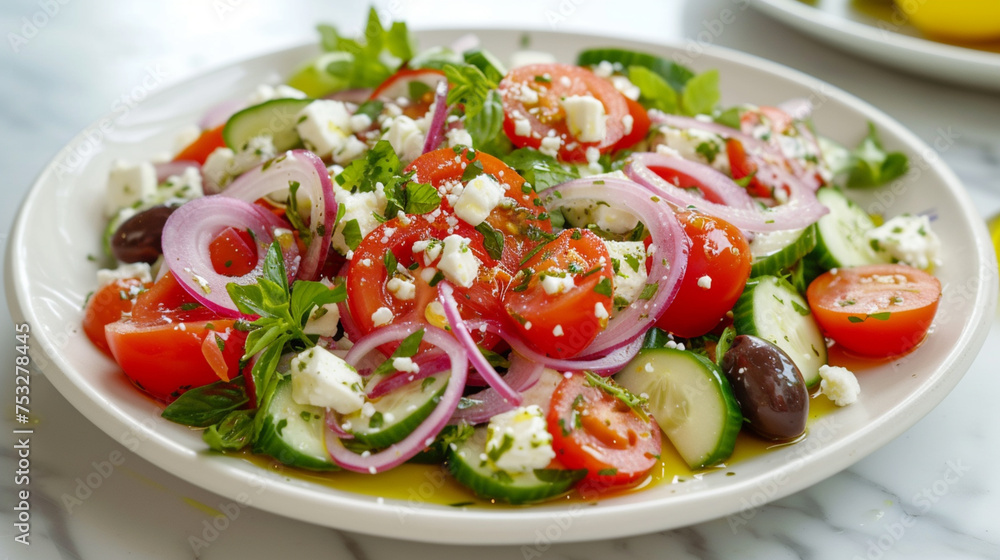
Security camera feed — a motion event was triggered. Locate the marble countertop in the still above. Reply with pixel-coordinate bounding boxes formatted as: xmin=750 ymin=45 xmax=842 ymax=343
xmin=2 ymin=1 xmax=999 ymax=558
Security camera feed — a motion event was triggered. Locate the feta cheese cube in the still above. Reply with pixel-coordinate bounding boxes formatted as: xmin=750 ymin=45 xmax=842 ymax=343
xmin=382 ymin=115 xmax=426 ymax=163
xmin=386 ymin=277 xmax=417 ymax=301
xmin=105 ymin=160 xmax=156 ymax=217
xmin=513 ymin=118 xmax=533 ymax=138
xmin=331 ymin=183 xmax=388 ymax=254
xmin=437 ymin=235 xmax=481 ymax=288
xmin=540 ymin=273 xmax=575 ymax=295
xmin=818 ymin=364 xmax=861 ymax=406
xmin=302 ymin=280 xmax=342 ymax=337
xmin=454 ymin=173 xmax=505 ymax=226
xmin=158 ymin=166 xmax=204 ymax=203
xmin=445 ymin=127 xmax=474 ymax=149
xmin=371 ymin=306 xmax=394 ymax=327
xmin=485 ymin=405 xmax=556 ymax=473
xmin=865 ymin=214 xmax=941 ymax=270
xmin=295 ymin=100 xmax=355 ymax=161
xmin=561 ymin=95 xmax=607 ymax=143
xmin=202 ymin=147 xmax=236 ymax=190
xmin=96 ymin=262 xmax=153 ymax=288
xmin=653 ymin=126 xmax=730 ymax=173
xmin=604 ymin=240 xmax=649 ymax=309
xmin=290 ymin=346 xmax=365 ymax=414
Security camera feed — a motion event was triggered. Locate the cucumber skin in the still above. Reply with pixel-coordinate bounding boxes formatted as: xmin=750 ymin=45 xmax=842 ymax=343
xmin=446 ymin=430 xmax=585 ymax=504
xmin=223 ymin=97 xmax=313 ymax=152
xmin=749 ymin=224 xmax=818 ymax=278
xmin=810 ymin=187 xmax=887 ymax=271
xmin=348 ymin=376 xmax=448 ymax=449
xmin=623 ymin=348 xmax=743 ymax=469
xmin=732 ymin=276 xmax=827 ymax=388
xmin=252 ymin=378 xmax=338 ymax=472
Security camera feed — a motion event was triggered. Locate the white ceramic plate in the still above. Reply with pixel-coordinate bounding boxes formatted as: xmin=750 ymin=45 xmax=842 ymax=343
xmin=6 ymin=29 xmax=995 ymax=544
xmin=753 ymin=0 xmax=1000 ymax=91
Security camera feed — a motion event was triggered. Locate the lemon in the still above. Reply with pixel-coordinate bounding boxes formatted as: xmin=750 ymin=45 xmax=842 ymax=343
xmin=895 ymin=0 xmax=1000 ymax=42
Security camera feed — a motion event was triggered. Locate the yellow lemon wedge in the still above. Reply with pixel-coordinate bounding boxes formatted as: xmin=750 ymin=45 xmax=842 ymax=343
xmin=895 ymin=0 xmax=1000 ymax=42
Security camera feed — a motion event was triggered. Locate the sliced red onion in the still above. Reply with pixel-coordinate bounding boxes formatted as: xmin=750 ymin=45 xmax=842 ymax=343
xmin=625 ymin=152 xmax=828 ymax=232
xmin=545 ymin=177 xmax=688 ymax=356
xmin=450 ymin=354 xmax=544 ymax=425
xmin=161 ymin=196 xmax=301 ymax=317
xmin=325 ymin=412 xmax=354 ymax=439
xmin=325 ymin=323 xmax=468 ymax=473
xmin=438 ymin=282 xmax=520 ymax=404
xmin=364 ymin=352 xmax=451 ymax=399
xmin=155 ymin=160 xmax=200 ymax=184
xmin=221 ymin=150 xmax=335 ymax=281
xmin=199 ymin=98 xmax=246 ymax=130
xmin=421 ymin=80 xmax=450 ymax=154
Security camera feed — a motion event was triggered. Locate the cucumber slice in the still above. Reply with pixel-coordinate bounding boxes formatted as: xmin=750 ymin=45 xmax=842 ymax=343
xmin=343 ymin=374 xmax=449 ymax=449
xmin=447 ymin=428 xmax=585 ymax=504
xmin=616 ymin=348 xmax=742 ymax=470
xmin=811 ymin=187 xmax=889 ymax=270
xmin=749 ymin=224 xmax=817 ymax=277
xmin=732 ymin=275 xmax=828 ymax=387
xmin=223 ymin=97 xmax=313 ymax=152
xmin=253 ymin=377 xmax=338 ymax=471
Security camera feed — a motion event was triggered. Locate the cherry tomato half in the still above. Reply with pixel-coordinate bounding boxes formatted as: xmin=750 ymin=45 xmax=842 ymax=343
xmin=806 ymin=263 xmax=941 ymax=357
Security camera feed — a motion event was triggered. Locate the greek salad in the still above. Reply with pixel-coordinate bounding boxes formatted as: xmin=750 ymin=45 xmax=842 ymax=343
xmin=83 ymin=10 xmax=943 ymax=504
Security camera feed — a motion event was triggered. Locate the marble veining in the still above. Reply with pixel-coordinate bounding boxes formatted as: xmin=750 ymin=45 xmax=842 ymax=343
xmin=2 ymin=0 xmax=1000 ymax=558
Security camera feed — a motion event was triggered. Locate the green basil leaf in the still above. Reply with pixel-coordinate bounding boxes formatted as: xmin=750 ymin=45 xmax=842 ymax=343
xmin=203 ymin=410 xmax=254 ymax=452
xmin=465 ymin=90 xmax=505 ymax=148
xmin=628 ymin=65 xmax=679 ymax=114
xmin=404 ymin=181 xmax=442 ymax=214
xmin=681 ymin=69 xmax=720 ymax=116
xmin=502 ymin=148 xmax=579 ymax=192
xmin=161 ymin=377 xmax=248 ymax=428
xmin=475 ymin=222 xmax=505 ymax=261
xmin=342 ymin=219 xmax=363 ymax=251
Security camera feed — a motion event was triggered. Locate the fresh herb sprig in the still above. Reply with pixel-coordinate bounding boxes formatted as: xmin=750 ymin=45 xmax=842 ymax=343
xmin=584 ymin=371 xmax=650 ymax=422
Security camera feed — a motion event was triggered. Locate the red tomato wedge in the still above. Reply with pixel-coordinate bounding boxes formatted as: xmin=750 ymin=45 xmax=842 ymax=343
xmin=371 ymin=68 xmax=446 ymax=119
xmin=547 ymin=373 xmax=661 ymax=491
xmin=611 ymin=95 xmax=650 ymax=152
xmin=499 ymin=63 xmax=629 ymax=162
xmin=503 ymin=229 xmax=613 ymax=358
xmin=209 ymin=226 xmax=258 ymax=277
xmin=655 ymin=212 xmax=751 ymax=338
xmin=807 ymin=264 xmax=941 ymax=357
xmin=83 ymin=277 xmax=149 ymax=356
xmin=406 ymin=148 xmax=551 ymax=273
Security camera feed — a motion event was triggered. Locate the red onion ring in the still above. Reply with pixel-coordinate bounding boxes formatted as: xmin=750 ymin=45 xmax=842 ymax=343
xmin=364 ymin=352 xmax=451 ymax=399
xmin=450 ymin=354 xmax=544 ymax=425
xmin=625 ymin=152 xmax=828 ymax=232
xmin=544 ymin=177 xmax=688 ymax=356
xmin=154 ymin=161 xmax=200 ymax=184
xmin=161 ymin=196 xmax=301 ymax=317
xmin=221 ymin=150 xmax=336 ymax=281
xmin=325 ymin=412 xmax=354 ymax=439
xmin=421 ymin=80 xmax=450 ymax=154
xmin=437 ymin=282 xmax=520 ymax=404
xmin=324 ymin=323 xmax=468 ymax=473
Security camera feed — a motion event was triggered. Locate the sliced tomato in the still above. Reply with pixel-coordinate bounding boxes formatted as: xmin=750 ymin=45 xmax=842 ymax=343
xmin=725 ymin=138 xmax=772 ymax=199
xmin=406 ymin=148 xmax=551 ymax=273
xmin=611 ymin=95 xmax=650 ymax=152
xmin=806 ymin=264 xmax=941 ymax=357
xmin=345 ymin=216 xmax=502 ymax=351
xmin=130 ymin=271 xmax=217 ymax=323
xmin=499 ymin=63 xmax=628 ymax=162
xmin=371 ymin=68 xmax=446 ymax=119
xmin=655 ymin=212 xmax=751 ymax=338
xmin=503 ymin=229 xmax=613 ymax=358
xmin=209 ymin=226 xmax=258 ymax=276
xmin=83 ymin=278 xmax=149 ymax=356
xmin=173 ymin=125 xmax=226 ymax=165
xmin=547 ymin=373 xmax=661 ymax=491
xmin=106 ymin=319 xmax=246 ymax=401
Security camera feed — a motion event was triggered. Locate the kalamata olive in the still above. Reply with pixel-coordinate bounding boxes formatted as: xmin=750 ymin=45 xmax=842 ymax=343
xmin=721 ymin=334 xmax=808 ymax=441
xmin=110 ymin=205 xmax=177 ymax=264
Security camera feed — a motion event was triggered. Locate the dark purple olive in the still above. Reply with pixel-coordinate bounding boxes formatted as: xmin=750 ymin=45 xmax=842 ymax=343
xmin=721 ymin=335 xmax=808 ymax=441
xmin=110 ymin=205 xmax=178 ymax=264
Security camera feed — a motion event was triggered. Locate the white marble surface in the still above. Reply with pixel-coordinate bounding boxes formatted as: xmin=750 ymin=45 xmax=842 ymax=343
xmin=2 ymin=1 xmax=1000 ymax=558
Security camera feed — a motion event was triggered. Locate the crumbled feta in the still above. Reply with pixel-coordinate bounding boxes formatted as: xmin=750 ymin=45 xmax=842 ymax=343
xmin=445 ymin=127 xmax=474 ymax=149
xmin=382 ymin=114 xmax=426 ymax=163
xmin=865 ymin=214 xmax=941 ymax=270
xmin=513 ymin=117 xmax=532 ymax=138
xmin=484 ymin=405 xmax=556 ymax=473
xmin=539 ymin=135 xmax=563 ymax=158
xmin=594 ymin=302 xmax=609 ymax=321
xmin=296 ymin=100 xmax=367 ymax=164
xmin=561 ymin=95 xmax=607 ymax=143
xmin=697 ymin=275 xmax=712 ymax=290
xmin=454 ymin=173 xmax=505 ymax=226
xmin=370 ymin=306 xmax=394 ymax=327
xmin=437 ymin=235 xmax=481 ymax=288
xmin=392 ymin=357 xmax=420 ymax=374
xmin=386 ymin=277 xmax=417 ymax=301
xmin=592 ymin=60 xmax=615 ymax=78
xmin=247 ymin=83 xmax=306 ymax=105
xmin=610 ymin=75 xmax=640 ymax=101
xmin=413 ymin=239 xmax=444 ymax=266
xmin=541 ymin=273 xmax=575 ymax=295
xmin=652 ymin=126 xmax=730 ymax=173
xmin=202 ymin=147 xmax=236 ymax=189
xmin=105 ymin=160 xmax=156 ymax=217
xmin=622 ymin=114 xmax=634 ymax=136
xmin=509 ymin=50 xmax=557 ymax=68
xmin=349 ymin=113 xmax=373 ymax=133
xmin=330 ymin=182 xmax=388 ymax=254
xmin=290 ymin=346 xmax=365 ymax=414
xmin=818 ymin=364 xmax=861 ymax=406
xmin=302 ymin=279 xmax=342 ymax=337
xmin=157 ymin=166 xmax=204 ymax=203
xmin=203 ymin=135 xmax=277 ymax=189
xmin=96 ymin=262 xmax=153 ymax=288
xmin=552 ymin=325 xmax=564 ymax=337
xmin=604 ymin=240 xmax=649 ymax=309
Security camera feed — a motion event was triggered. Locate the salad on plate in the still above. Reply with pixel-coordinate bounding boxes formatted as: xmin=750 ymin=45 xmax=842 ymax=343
xmin=82 ymin=10 xmax=943 ymax=505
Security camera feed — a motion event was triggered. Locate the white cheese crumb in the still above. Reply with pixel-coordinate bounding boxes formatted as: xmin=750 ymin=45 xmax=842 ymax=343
xmin=392 ymin=357 xmax=420 ymax=374
xmin=437 ymin=235 xmax=481 ymax=288
xmin=552 ymin=325 xmax=564 ymax=337
xmin=289 ymin=346 xmax=365 ymax=414
xmin=454 ymin=173 xmax=505 ymax=226
xmin=371 ymin=306 xmax=394 ymax=327
xmin=484 ymin=405 xmax=556 ymax=473
xmin=697 ymin=275 xmax=713 ymax=290
xmin=561 ymin=95 xmax=607 ymax=143
xmin=818 ymin=364 xmax=861 ymax=406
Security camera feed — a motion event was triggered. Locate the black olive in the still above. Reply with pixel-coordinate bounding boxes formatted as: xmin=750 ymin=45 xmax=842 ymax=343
xmin=721 ymin=334 xmax=809 ymax=441
xmin=110 ymin=205 xmax=177 ymax=264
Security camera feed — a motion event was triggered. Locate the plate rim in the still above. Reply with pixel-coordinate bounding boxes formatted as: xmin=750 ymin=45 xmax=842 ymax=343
xmin=6 ymin=27 xmax=996 ymax=544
